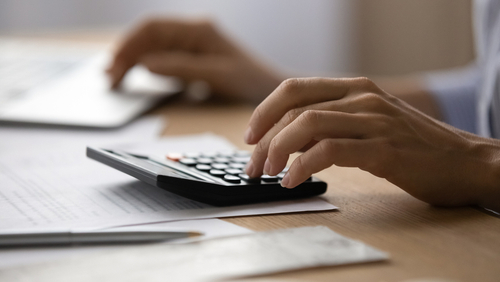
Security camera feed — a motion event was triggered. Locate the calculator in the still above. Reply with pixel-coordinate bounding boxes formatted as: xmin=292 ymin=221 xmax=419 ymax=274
xmin=86 ymin=147 xmax=327 ymax=206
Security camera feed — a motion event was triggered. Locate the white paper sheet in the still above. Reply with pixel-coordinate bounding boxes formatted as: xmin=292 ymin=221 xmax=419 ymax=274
xmin=0 ymin=218 xmax=253 ymax=270
xmin=0 ymin=133 xmax=336 ymax=231
xmin=0 ymin=226 xmax=388 ymax=282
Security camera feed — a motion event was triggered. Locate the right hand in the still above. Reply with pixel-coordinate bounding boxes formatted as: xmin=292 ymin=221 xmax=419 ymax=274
xmin=107 ymin=18 xmax=283 ymax=103
xmin=244 ymin=77 xmax=500 ymax=210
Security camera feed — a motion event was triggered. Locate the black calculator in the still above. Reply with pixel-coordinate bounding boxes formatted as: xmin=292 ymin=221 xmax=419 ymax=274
xmin=86 ymin=147 xmax=327 ymax=206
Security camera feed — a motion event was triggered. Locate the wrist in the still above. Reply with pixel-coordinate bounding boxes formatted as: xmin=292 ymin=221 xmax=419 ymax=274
xmin=467 ymin=136 xmax=500 ymax=212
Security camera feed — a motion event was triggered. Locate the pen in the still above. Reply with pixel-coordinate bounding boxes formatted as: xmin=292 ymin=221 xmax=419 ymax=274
xmin=0 ymin=230 xmax=203 ymax=246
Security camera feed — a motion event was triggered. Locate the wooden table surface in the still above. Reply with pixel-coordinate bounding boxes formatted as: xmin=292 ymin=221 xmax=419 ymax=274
xmin=157 ymin=99 xmax=500 ymax=282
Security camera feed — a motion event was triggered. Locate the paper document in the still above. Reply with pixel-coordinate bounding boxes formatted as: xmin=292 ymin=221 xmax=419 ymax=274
xmin=0 ymin=218 xmax=252 ymax=270
xmin=0 ymin=226 xmax=388 ymax=282
xmin=0 ymin=115 xmax=165 ymax=159
xmin=0 ymin=133 xmax=336 ymax=230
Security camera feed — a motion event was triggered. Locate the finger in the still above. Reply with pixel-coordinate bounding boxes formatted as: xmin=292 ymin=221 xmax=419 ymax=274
xmin=108 ymin=20 xmax=164 ymax=87
xmin=281 ymin=138 xmax=385 ymax=188
xmin=108 ymin=19 xmax=215 ymax=88
xmin=244 ymin=77 xmax=377 ymax=145
xmin=265 ymin=110 xmax=372 ymax=176
xmin=246 ymin=102 xmax=323 ymax=178
xmin=245 ymin=118 xmax=284 ymax=178
xmin=246 ymin=98 xmax=374 ymax=178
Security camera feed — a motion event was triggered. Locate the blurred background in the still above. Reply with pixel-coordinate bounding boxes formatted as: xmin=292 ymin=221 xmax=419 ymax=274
xmin=0 ymin=0 xmax=474 ymax=76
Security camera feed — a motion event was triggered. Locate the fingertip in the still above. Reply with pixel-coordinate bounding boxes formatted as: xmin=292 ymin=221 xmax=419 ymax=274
xmin=244 ymin=127 xmax=255 ymax=144
xmin=280 ymin=173 xmax=293 ymax=189
xmin=245 ymin=159 xmax=255 ymax=177
xmin=263 ymin=158 xmax=271 ymax=176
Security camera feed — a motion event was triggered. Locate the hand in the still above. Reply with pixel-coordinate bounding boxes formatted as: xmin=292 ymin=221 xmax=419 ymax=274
xmin=107 ymin=18 xmax=282 ymax=103
xmin=244 ymin=77 xmax=500 ymax=209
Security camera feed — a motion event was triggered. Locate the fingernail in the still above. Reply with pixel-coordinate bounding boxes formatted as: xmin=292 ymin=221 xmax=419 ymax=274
xmin=263 ymin=158 xmax=272 ymax=175
xmin=244 ymin=127 xmax=253 ymax=144
xmin=245 ymin=159 xmax=254 ymax=177
xmin=281 ymin=173 xmax=291 ymax=188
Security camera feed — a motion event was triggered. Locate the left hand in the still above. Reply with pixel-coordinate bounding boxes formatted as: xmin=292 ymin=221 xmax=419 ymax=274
xmin=106 ymin=18 xmax=282 ymax=103
xmin=244 ymin=77 xmax=500 ymax=208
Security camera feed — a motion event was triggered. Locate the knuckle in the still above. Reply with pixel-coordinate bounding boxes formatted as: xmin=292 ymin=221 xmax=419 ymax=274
xmin=359 ymin=92 xmax=388 ymax=110
xmin=354 ymin=77 xmax=377 ymax=91
xmin=138 ymin=17 xmax=162 ymax=33
xmin=372 ymin=114 xmax=393 ymax=135
xmin=299 ymin=110 xmax=321 ymax=126
xmin=317 ymin=139 xmax=337 ymax=157
xmin=283 ymin=108 xmax=302 ymax=125
xmin=280 ymin=78 xmax=303 ymax=93
xmin=254 ymin=139 xmax=269 ymax=156
xmin=268 ymin=137 xmax=281 ymax=156
xmin=193 ymin=19 xmax=218 ymax=36
xmin=135 ymin=18 xmax=172 ymax=42
xmin=292 ymin=155 xmax=308 ymax=175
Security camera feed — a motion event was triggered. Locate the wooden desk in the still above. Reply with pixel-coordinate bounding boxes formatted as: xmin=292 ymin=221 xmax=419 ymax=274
xmin=2 ymin=33 xmax=498 ymax=281
xmin=157 ymin=100 xmax=500 ymax=282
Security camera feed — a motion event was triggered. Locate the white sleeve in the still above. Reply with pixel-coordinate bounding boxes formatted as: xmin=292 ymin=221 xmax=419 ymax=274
xmin=422 ymin=64 xmax=480 ymax=134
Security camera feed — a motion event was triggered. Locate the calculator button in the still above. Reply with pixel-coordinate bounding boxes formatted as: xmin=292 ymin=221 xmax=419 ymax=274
xmin=201 ymin=151 xmax=218 ymax=158
xmin=235 ymin=150 xmax=251 ymax=157
xmin=223 ymin=174 xmax=241 ymax=183
xmin=277 ymin=172 xmax=286 ymax=179
xmin=166 ymin=152 xmax=183 ymax=161
xmin=195 ymin=164 xmax=212 ymax=172
xmin=225 ymin=168 xmax=243 ymax=175
xmin=217 ymin=150 xmax=235 ymax=157
xmin=232 ymin=156 xmax=251 ymax=163
xmin=261 ymin=175 xmax=278 ymax=182
xmin=211 ymin=163 xmax=229 ymax=170
xmin=184 ymin=152 xmax=200 ymax=159
xmin=281 ymin=167 xmax=289 ymax=173
xmin=209 ymin=169 xmax=226 ymax=177
xmin=179 ymin=158 xmax=197 ymax=166
xmin=197 ymin=158 xmax=213 ymax=164
xmin=238 ymin=174 xmax=261 ymax=183
xmin=214 ymin=157 xmax=230 ymax=164
xmin=229 ymin=163 xmax=245 ymax=169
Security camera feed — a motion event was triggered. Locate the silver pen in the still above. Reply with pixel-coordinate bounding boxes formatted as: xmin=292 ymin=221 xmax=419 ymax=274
xmin=0 ymin=230 xmax=203 ymax=246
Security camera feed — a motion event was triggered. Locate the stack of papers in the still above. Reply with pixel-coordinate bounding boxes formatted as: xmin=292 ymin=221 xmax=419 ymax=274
xmin=0 ymin=116 xmax=338 ymax=271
